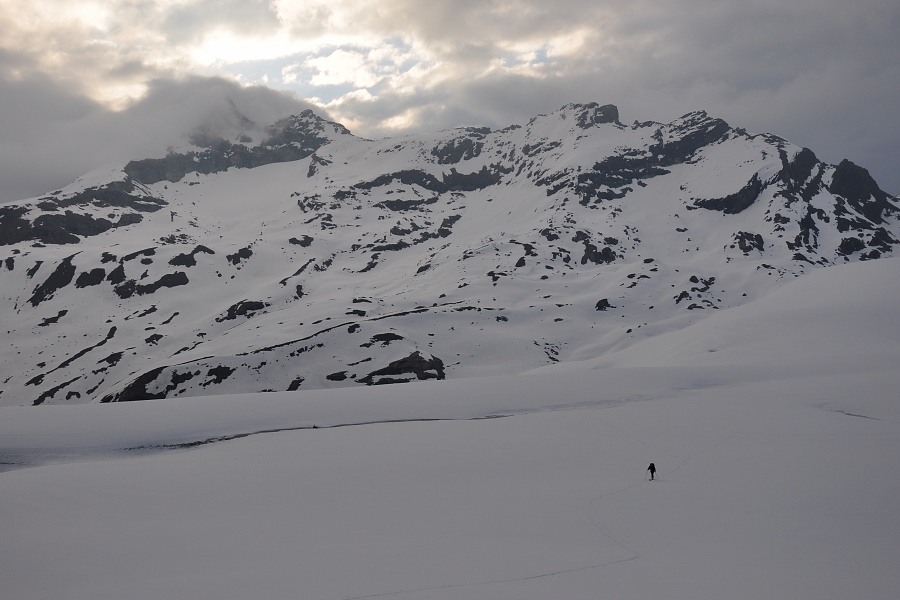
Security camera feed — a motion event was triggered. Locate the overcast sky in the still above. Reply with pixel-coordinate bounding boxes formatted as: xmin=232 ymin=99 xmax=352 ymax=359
xmin=1 ymin=0 xmax=898 ymax=201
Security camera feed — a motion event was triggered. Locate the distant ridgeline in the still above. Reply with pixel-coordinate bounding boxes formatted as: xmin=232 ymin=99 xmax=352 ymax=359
xmin=1 ymin=102 xmax=897 ymax=405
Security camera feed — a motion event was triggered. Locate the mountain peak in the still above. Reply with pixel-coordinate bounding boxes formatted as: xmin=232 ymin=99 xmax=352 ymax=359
xmin=2 ymin=102 xmax=899 ymax=405
xmin=121 ymin=109 xmax=347 ymax=185
xmin=829 ymin=159 xmax=896 ymax=224
xmin=669 ymin=109 xmax=729 ymax=132
xmin=266 ymin=109 xmax=353 ymax=144
xmin=555 ymin=102 xmax=621 ymax=128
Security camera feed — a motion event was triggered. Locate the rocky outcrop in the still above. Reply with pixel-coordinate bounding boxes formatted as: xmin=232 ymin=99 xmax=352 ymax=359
xmin=356 ymin=352 xmax=446 ymax=385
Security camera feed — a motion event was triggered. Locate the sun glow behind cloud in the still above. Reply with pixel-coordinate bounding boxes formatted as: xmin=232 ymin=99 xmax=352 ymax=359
xmin=1 ymin=0 xmax=601 ymax=129
xmin=0 ymin=0 xmax=615 ymax=144
xmin=189 ymin=29 xmax=294 ymax=67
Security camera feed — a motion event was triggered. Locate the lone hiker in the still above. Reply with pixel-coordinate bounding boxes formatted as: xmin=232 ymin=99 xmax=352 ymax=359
xmin=647 ymin=462 xmax=656 ymax=480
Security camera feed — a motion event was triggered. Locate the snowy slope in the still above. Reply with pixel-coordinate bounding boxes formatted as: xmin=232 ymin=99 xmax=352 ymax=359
xmin=0 ymin=104 xmax=898 ymax=406
xmin=1 ymin=256 xmax=898 ymax=600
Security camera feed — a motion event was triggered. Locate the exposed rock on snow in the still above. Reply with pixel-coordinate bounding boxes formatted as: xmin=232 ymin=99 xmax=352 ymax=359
xmin=1 ymin=103 xmax=898 ymax=405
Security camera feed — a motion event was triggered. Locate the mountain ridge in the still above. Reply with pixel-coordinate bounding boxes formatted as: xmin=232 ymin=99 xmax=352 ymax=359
xmin=1 ymin=103 xmax=897 ymax=406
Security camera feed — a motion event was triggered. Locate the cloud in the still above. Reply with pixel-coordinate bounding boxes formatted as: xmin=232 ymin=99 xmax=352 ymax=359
xmin=0 ymin=75 xmax=313 ymax=202
xmin=300 ymin=49 xmax=381 ymax=88
xmin=161 ymin=0 xmax=280 ymax=44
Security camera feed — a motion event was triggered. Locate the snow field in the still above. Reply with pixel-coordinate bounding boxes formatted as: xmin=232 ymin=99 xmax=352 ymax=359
xmin=2 ymin=364 xmax=898 ymax=600
xmin=2 ymin=252 xmax=899 ymax=599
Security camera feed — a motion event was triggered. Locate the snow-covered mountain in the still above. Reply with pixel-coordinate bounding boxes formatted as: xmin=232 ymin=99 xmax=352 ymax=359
xmin=1 ymin=103 xmax=897 ymax=406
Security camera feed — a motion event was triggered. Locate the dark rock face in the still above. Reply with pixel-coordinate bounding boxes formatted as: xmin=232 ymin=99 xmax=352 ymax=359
xmin=694 ymin=174 xmax=765 ymax=214
xmin=2 ymin=207 xmax=118 ymax=246
xmin=360 ymin=333 xmax=404 ymax=348
xmin=101 ymin=361 xmax=237 ymax=402
xmin=356 ymin=351 xmax=445 ymax=385
xmin=595 ymin=299 xmax=615 ymax=311
xmin=573 ymin=103 xmax=620 ymax=128
xmin=226 ymin=247 xmax=253 ymax=265
xmin=356 ymin=169 xmax=444 ymax=193
xmin=576 ymin=153 xmax=670 ymax=205
xmin=124 ymin=143 xmax=303 ymax=184
xmin=216 ymin=300 xmax=270 ymax=322
xmin=838 ymin=237 xmax=866 ymax=256
xmin=106 ymin=263 xmax=127 ymax=284
xmin=38 ymin=310 xmax=68 ymax=327
xmin=659 ymin=112 xmax=731 ymax=165
xmin=581 ymin=244 xmax=617 ymax=265
xmin=75 ymin=268 xmax=106 ymax=288
xmin=443 ymin=165 xmax=510 ymax=192
xmin=29 ymin=254 xmax=78 ymax=306
xmin=829 ymin=159 xmax=896 ymax=224
xmin=124 ymin=109 xmax=348 ymax=184
xmin=356 ymin=165 xmax=510 ymax=195
xmin=32 ymin=212 xmax=116 ymax=244
xmin=777 ymin=148 xmax=819 ymax=194
xmin=0 ymin=180 xmax=164 ymax=247
xmin=375 ymin=198 xmax=439 ymax=212
xmin=28 ymin=326 xmax=118 ymax=403
xmin=100 ymin=366 xmax=169 ymax=402
xmin=733 ymin=232 xmax=765 ymax=254
xmin=787 ymin=206 xmax=826 ymax=254
xmin=121 ymin=247 xmax=156 ymax=262
xmin=431 ymin=133 xmax=486 ymax=164
xmin=288 ymin=236 xmax=313 ymax=247
xmin=32 ymin=377 xmax=82 ymax=405
xmin=169 ymin=245 xmax=215 ymax=267
xmin=572 ymin=111 xmax=734 ymax=208
xmin=203 ymin=366 xmax=236 ymax=386
xmin=114 ymin=272 xmax=189 ymax=299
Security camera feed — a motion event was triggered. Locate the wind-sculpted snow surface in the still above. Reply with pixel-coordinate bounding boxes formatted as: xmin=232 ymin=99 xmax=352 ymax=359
xmin=0 ymin=103 xmax=898 ymax=405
